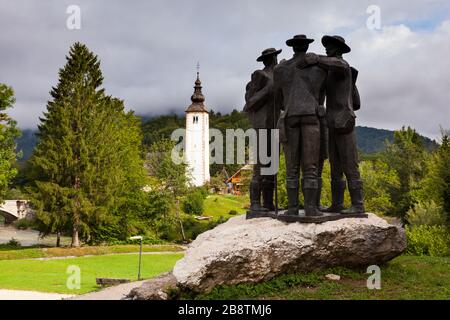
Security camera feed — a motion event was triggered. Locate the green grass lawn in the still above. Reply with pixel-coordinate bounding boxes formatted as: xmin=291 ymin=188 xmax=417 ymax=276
xmin=0 ymin=253 xmax=183 ymax=294
xmin=177 ymin=194 xmax=249 ymax=241
xmin=0 ymin=252 xmax=448 ymax=299
xmin=196 ymin=255 xmax=450 ymax=300
xmin=203 ymin=194 xmax=248 ymax=220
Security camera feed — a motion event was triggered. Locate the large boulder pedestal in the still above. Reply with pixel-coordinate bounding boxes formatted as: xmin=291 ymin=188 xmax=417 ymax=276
xmin=128 ymin=213 xmax=406 ymax=299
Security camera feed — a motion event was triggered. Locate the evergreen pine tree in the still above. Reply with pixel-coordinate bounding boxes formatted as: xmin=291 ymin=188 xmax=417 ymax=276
xmin=28 ymin=43 xmax=144 ymax=246
xmin=418 ymin=131 xmax=450 ymax=223
xmin=383 ymin=126 xmax=427 ymax=220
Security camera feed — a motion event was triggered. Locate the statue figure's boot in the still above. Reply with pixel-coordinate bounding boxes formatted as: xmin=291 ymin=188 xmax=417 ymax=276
xmin=341 ymin=180 xmax=365 ymax=214
xmin=262 ymin=180 xmax=275 ymax=211
xmin=249 ymin=181 xmax=268 ymax=212
xmin=323 ymin=179 xmax=346 ymax=213
xmin=286 ymin=178 xmax=299 ymax=215
xmin=303 ymin=178 xmax=323 ymax=217
xmin=316 ymin=178 xmax=328 ymax=211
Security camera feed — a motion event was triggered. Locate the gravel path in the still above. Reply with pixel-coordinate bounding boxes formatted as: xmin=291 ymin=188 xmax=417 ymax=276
xmin=0 ymin=225 xmax=41 ymax=246
xmin=0 ymin=289 xmax=74 ymax=300
xmin=0 ymin=281 xmax=150 ymax=300
xmin=0 ymin=225 xmax=70 ymax=246
xmin=70 ymin=280 xmax=146 ymax=300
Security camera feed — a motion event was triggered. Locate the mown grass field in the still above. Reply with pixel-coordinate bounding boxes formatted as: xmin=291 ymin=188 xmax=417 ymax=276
xmin=203 ymin=194 xmax=248 ymax=220
xmin=0 ymin=253 xmax=183 ymax=294
xmin=196 ymin=255 xmax=450 ymax=300
xmin=0 ymin=252 xmax=448 ymax=298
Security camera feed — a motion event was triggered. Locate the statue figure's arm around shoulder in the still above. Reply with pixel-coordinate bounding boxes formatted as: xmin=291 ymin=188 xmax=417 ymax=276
xmin=298 ymin=54 xmax=350 ymax=71
xmin=318 ymin=56 xmax=350 ymax=71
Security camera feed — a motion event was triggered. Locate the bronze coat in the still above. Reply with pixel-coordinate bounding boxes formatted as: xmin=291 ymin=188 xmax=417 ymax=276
xmin=244 ymin=68 xmax=276 ymax=129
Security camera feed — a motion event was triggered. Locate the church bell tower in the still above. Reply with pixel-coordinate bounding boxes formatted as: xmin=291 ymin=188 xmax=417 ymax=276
xmin=185 ymin=70 xmax=210 ymax=186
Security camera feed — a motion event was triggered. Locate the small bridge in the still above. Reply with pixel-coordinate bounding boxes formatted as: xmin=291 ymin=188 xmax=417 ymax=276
xmin=0 ymin=200 xmax=31 ymax=224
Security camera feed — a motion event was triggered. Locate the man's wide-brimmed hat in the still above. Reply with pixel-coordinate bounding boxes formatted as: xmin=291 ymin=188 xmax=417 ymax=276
xmin=321 ymin=35 xmax=351 ymax=53
xmin=286 ymin=34 xmax=314 ymax=47
xmin=256 ymin=48 xmax=282 ymax=62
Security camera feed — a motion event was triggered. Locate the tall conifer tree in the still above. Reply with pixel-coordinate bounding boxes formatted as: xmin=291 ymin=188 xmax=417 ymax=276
xmin=29 ymin=43 xmax=144 ymax=246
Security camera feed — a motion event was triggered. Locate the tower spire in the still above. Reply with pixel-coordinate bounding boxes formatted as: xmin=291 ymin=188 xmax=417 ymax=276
xmin=191 ymin=62 xmax=205 ymax=104
xmin=186 ymin=63 xmax=208 ymax=113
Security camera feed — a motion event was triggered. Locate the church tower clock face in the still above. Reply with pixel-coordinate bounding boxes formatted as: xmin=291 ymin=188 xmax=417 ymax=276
xmin=185 ymin=71 xmax=210 ymax=187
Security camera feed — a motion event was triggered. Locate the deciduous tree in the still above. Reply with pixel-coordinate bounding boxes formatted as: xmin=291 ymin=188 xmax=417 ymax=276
xmin=0 ymin=84 xmax=20 ymax=203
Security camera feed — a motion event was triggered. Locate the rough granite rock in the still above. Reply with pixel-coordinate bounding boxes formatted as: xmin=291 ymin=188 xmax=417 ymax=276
xmin=173 ymin=213 xmax=406 ymax=293
xmin=126 ymin=272 xmax=178 ymax=300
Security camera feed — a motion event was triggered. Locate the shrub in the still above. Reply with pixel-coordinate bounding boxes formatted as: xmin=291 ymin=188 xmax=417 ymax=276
xmin=4 ymin=188 xmax=24 ymax=199
xmin=107 ymin=231 xmax=165 ymax=245
xmin=228 ymin=210 xmax=238 ymax=215
xmin=406 ymin=225 xmax=450 ymax=257
xmin=6 ymin=238 xmax=21 ymax=248
xmin=183 ymin=190 xmax=205 ymax=215
xmin=14 ymin=218 xmax=35 ymax=230
xmin=182 ymin=215 xmax=230 ymax=241
xmin=181 ymin=215 xmax=208 ymax=240
xmin=196 ymin=186 xmax=209 ymax=199
xmin=406 ymin=201 xmax=447 ymax=227
xmin=359 ymin=160 xmax=399 ymax=215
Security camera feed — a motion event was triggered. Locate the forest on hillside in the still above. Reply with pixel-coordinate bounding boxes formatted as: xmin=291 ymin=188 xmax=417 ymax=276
xmin=140 ymin=110 xmax=438 ymax=153
xmin=16 ymin=110 xmax=438 ymax=164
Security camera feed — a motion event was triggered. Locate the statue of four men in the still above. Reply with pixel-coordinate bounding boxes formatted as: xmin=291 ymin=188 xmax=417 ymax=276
xmin=244 ymin=34 xmax=365 ymax=217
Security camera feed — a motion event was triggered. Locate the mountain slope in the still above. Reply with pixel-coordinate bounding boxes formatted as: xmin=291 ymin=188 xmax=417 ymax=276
xmin=356 ymin=126 xmax=437 ymax=153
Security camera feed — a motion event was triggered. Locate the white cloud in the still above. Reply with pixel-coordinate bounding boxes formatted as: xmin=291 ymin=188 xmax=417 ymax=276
xmin=348 ymin=20 xmax=450 ymax=139
xmin=0 ymin=0 xmax=449 ymax=139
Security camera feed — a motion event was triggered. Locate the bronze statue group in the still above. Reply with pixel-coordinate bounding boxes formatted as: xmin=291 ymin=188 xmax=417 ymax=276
xmin=244 ymin=34 xmax=365 ymax=218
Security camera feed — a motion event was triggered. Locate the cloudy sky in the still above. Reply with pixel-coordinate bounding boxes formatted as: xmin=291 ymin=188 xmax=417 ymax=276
xmin=0 ymin=0 xmax=449 ymax=139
